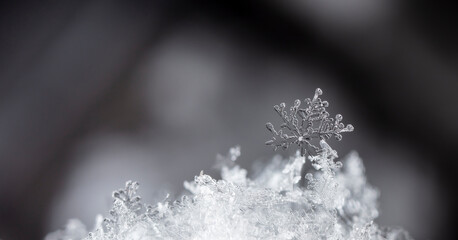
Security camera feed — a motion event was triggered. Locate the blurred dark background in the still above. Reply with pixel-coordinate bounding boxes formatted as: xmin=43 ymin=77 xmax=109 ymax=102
xmin=0 ymin=0 xmax=457 ymax=239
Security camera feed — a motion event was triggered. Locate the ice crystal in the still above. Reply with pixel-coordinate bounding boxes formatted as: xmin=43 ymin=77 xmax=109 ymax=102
xmin=47 ymin=88 xmax=412 ymax=240
xmin=265 ymin=88 xmax=354 ymax=156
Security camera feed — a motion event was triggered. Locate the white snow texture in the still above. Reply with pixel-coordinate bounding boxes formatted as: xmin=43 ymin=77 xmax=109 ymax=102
xmin=46 ymin=143 xmax=412 ymax=240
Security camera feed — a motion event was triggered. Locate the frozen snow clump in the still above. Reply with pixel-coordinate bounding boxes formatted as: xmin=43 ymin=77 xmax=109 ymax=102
xmin=47 ymin=89 xmax=412 ymax=240
xmin=46 ymin=144 xmax=412 ymax=240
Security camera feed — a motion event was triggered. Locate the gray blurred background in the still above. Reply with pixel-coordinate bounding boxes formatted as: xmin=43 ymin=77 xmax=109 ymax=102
xmin=0 ymin=0 xmax=457 ymax=239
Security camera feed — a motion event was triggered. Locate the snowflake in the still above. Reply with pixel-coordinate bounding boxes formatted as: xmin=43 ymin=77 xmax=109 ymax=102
xmin=265 ymin=88 xmax=354 ymax=156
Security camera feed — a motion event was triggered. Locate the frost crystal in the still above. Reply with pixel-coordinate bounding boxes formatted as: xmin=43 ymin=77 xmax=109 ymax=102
xmin=265 ymin=88 xmax=354 ymax=156
xmin=47 ymin=88 xmax=412 ymax=240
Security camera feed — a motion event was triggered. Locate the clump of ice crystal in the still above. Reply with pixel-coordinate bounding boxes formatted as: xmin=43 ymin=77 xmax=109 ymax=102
xmin=46 ymin=89 xmax=412 ymax=240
